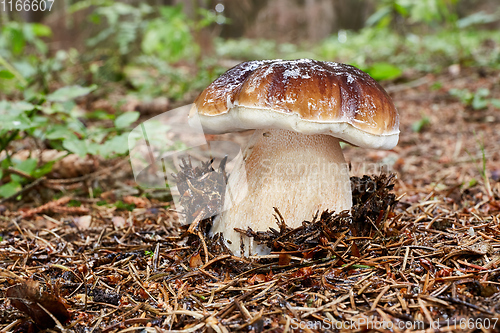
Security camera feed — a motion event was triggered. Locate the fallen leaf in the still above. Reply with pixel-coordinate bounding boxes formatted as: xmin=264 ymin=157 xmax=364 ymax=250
xmin=112 ymin=216 xmax=127 ymax=228
xmin=6 ymin=280 xmax=70 ymax=329
xmin=278 ymin=250 xmax=291 ymax=266
xmin=123 ymin=195 xmax=150 ymax=208
xmin=248 ymin=274 xmax=266 ymax=285
xmin=74 ymin=215 xmax=92 ymax=230
xmin=189 ymin=252 xmax=203 ymax=268
xmin=293 ymin=267 xmax=313 ymax=278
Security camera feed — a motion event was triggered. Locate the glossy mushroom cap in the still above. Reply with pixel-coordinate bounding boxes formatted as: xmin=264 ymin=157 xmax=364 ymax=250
xmin=192 ymin=59 xmax=399 ymax=149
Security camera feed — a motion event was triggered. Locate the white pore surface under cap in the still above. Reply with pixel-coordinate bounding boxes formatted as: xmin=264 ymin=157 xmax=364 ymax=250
xmin=196 ymin=105 xmax=399 ymax=150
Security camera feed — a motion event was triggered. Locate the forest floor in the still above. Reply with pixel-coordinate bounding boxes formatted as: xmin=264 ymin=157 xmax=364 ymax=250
xmin=1 ymin=67 xmax=500 ymax=333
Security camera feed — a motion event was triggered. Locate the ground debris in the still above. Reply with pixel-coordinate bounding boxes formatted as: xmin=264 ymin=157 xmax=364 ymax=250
xmin=1 ymin=164 xmax=500 ymax=332
xmin=172 ymin=156 xmax=228 ymax=228
xmin=237 ymin=173 xmax=399 ymax=258
xmin=5 ymin=280 xmax=70 ymax=330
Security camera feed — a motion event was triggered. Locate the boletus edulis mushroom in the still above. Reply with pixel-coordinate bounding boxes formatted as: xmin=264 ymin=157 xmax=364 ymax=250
xmin=190 ymin=59 xmax=399 ymax=256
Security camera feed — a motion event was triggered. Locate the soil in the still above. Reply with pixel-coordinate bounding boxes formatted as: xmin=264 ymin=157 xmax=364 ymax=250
xmin=1 ymin=67 xmax=500 ymax=332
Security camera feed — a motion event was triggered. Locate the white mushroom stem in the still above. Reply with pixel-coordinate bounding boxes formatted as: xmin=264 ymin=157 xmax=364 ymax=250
xmin=210 ymin=128 xmax=352 ymax=256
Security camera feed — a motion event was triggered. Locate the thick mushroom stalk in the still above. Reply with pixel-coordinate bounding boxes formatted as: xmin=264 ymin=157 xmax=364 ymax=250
xmin=210 ymin=128 xmax=351 ymax=256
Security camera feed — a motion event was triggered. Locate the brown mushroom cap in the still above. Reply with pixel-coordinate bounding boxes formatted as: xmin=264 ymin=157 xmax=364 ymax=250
xmin=192 ymin=59 xmax=399 ymax=149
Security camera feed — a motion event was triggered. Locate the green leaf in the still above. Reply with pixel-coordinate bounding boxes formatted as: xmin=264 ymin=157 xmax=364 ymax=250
xmin=366 ymin=7 xmax=392 ymax=27
xmin=11 ymin=174 xmax=24 ymax=184
xmin=68 ymin=200 xmax=82 ymax=207
xmin=366 ymin=63 xmax=402 ymax=81
xmin=42 ymin=102 xmax=70 ymax=115
xmin=114 ymin=112 xmax=140 ymax=129
xmin=10 ymin=101 xmax=35 ymax=112
xmin=13 ymin=61 xmax=36 ymax=79
xmin=0 ymin=70 xmax=15 ymax=79
xmin=412 ymin=116 xmax=431 ymax=133
xmin=472 ymin=97 xmax=488 ymax=110
xmin=350 ymin=264 xmax=374 ymax=269
xmin=10 ymin=28 xmax=25 ymax=55
xmin=10 ymin=158 xmax=38 ymax=183
xmin=491 ymin=99 xmax=500 ymax=109
xmin=14 ymin=158 xmax=37 ymax=176
xmin=0 ymin=181 xmax=22 ymax=198
xmin=31 ymin=23 xmax=52 ymax=37
xmin=47 ymin=85 xmax=97 ymax=102
xmin=430 ymin=82 xmax=442 ymax=91
xmin=46 ymin=126 xmax=77 ymax=140
xmin=457 ymin=11 xmax=498 ymax=28
xmin=0 ymin=113 xmax=33 ymax=131
xmin=69 ymin=0 xmax=114 ymax=14
xmin=86 ymin=142 xmax=101 ymax=156
xmin=449 ymin=88 xmax=473 ymax=105
xmin=87 ymin=110 xmax=114 ymax=120
xmin=115 ymin=200 xmax=135 ymax=211
xmin=32 ymin=161 xmax=55 ymax=178
xmin=98 ymin=133 xmax=130 ymax=157
xmin=63 ymin=139 xmax=87 ymax=157
xmin=472 ymin=89 xmax=489 ymax=110
xmin=1 ymin=158 xmax=10 ymax=170
xmin=141 ymin=6 xmax=197 ymax=62
xmin=475 ymin=88 xmax=490 ymax=98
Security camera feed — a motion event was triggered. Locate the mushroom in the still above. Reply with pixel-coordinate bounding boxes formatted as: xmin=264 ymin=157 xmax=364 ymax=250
xmin=191 ymin=59 xmax=399 ymax=256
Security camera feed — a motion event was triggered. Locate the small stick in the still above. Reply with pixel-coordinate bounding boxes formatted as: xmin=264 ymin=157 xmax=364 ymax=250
xmin=371 ymin=285 xmax=390 ymax=310
xmin=198 ymin=231 xmax=209 ymax=264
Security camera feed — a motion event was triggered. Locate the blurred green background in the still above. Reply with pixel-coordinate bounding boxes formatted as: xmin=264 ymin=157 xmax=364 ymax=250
xmin=0 ymin=0 xmax=499 ymax=198
xmin=1 ymin=0 xmax=499 ymax=99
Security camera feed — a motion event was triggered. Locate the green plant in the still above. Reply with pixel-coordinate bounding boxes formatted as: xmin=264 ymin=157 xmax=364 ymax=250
xmin=0 ymin=157 xmax=53 ymax=198
xmin=364 ymin=62 xmax=402 ymax=81
xmin=68 ymin=1 xmax=153 ymax=83
xmin=464 ymin=137 xmax=493 ymax=198
xmin=0 ymin=21 xmax=82 ymax=97
xmin=317 ymin=28 xmax=401 ymax=70
xmin=449 ymin=88 xmax=500 ymax=110
xmin=317 ymin=25 xmax=500 ymax=74
xmin=430 ymin=82 xmax=443 ymax=90
xmin=0 ymin=84 xmax=141 ymax=198
xmin=127 ymin=56 xmax=224 ymax=101
xmin=456 ymin=10 xmax=500 ymax=29
xmin=115 ymin=200 xmax=135 ymax=211
xmin=0 ymin=21 xmax=53 ymax=93
xmin=141 ymin=5 xmax=222 ymax=63
xmin=367 ymin=0 xmax=460 ymax=29
xmin=84 ymin=2 xmax=152 ymax=56
xmin=411 ymin=115 xmax=431 ymax=132
xmin=141 ymin=5 xmax=198 ymax=63
xmin=477 ymin=140 xmax=493 ymax=198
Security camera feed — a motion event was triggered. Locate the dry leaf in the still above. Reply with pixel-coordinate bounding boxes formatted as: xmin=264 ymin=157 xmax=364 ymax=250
xmin=123 ymin=196 xmax=151 ymax=208
xmin=248 ymin=274 xmax=266 ymax=285
xmin=74 ymin=215 xmax=92 ymax=230
xmin=278 ymin=251 xmax=291 ymax=266
xmin=112 ymin=216 xmax=127 ymax=228
xmin=189 ymin=252 xmax=203 ymax=268
xmin=6 ymin=280 xmax=70 ymax=329
xmin=293 ymin=267 xmax=313 ymax=278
